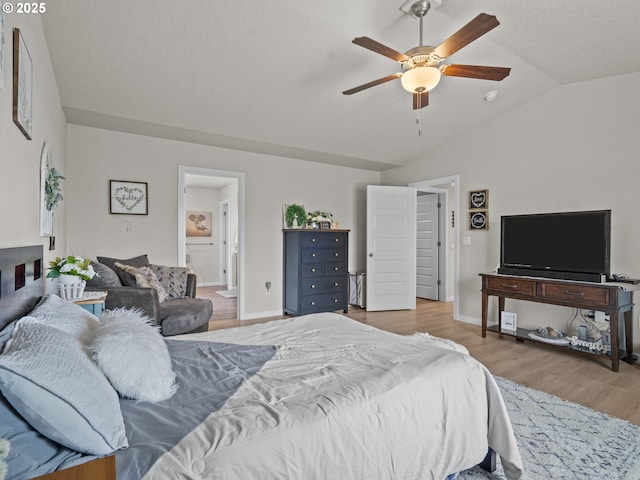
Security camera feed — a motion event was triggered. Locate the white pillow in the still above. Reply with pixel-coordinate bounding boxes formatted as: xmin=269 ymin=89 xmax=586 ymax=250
xmin=27 ymin=293 xmax=99 ymax=345
xmin=91 ymin=308 xmax=177 ymax=402
xmin=0 ymin=319 xmax=128 ymax=455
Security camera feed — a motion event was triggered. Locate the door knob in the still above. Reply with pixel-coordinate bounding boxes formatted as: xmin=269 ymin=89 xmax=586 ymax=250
xmin=369 ymin=253 xmax=374 ymax=257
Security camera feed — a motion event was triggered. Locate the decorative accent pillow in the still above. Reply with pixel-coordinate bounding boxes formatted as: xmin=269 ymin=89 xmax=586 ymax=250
xmin=26 ymin=293 xmax=100 ymax=345
xmin=97 ymin=254 xmax=149 ymax=286
xmin=115 ymin=262 xmax=169 ymax=302
xmin=91 ymin=308 xmax=178 ymax=402
xmin=86 ymin=261 xmax=122 ymax=288
xmin=150 ymin=264 xmax=189 ymax=299
xmin=0 ymin=319 xmax=128 ymax=455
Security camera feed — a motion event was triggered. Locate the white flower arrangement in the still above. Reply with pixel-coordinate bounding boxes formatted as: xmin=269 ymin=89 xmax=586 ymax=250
xmin=0 ymin=438 xmax=10 ymax=480
xmin=307 ymin=210 xmax=333 ymax=224
xmin=46 ymin=255 xmax=96 ymax=281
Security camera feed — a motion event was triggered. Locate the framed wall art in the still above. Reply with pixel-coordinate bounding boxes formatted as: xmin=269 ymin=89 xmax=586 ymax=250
xmin=13 ymin=28 xmax=32 ymax=139
xmin=469 ymin=189 xmax=488 ymax=210
xmin=109 ymin=180 xmax=148 ymax=215
xmin=469 ymin=210 xmax=488 ymax=230
xmin=186 ymin=211 xmax=212 ymax=237
xmin=0 ymin=12 xmax=5 ymax=90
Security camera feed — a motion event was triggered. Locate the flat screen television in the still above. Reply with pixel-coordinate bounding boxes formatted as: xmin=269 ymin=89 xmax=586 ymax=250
xmin=498 ymin=209 xmax=611 ymax=282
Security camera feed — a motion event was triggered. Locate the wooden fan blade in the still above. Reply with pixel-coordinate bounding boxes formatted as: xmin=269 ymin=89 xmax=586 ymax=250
xmin=343 ymin=73 xmax=402 ymax=95
xmin=442 ymin=64 xmax=511 ymax=81
xmin=352 ymin=37 xmax=410 ymax=63
xmin=413 ymin=91 xmax=429 ymax=110
xmin=434 ymin=13 xmax=500 ymax=59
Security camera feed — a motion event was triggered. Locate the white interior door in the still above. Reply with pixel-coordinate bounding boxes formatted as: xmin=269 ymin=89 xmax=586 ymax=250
xmin=366 ymin=185 xmax=417 ymax=311
xmin=416 ymin=193 xmax=440 ymax=300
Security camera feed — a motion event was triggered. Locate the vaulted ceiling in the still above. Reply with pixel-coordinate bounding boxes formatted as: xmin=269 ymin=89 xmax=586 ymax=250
xmin=42 ymin=0 xmax=640 ymax=171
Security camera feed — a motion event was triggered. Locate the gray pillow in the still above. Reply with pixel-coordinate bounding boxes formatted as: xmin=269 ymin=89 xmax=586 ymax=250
xmin=86 ymin=261 xmax=122 ymax=288
xmin=0 ymin=319 xmax=128 ymax=455
xmin=97 ymin=254 xmax=149 ymax=286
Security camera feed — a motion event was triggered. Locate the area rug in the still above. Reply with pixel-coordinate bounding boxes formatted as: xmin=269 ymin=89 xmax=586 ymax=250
xmin=216 ymin=289 xmax=237 ymax=298
xmin=458 ymin=377 xmax=640 ymax=480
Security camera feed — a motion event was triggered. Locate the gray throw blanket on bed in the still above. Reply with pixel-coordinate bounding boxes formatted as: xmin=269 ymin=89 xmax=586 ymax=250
xmin=116 ymin=340 xmax=277 ymax=479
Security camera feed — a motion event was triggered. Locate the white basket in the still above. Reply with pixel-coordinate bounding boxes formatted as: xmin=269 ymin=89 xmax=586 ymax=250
xmin=59 ymin=281 xmax=86 ymax=301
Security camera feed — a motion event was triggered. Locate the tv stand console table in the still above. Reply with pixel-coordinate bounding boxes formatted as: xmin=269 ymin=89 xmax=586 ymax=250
xmin=480 ymin=273 xmax=634 ymax=372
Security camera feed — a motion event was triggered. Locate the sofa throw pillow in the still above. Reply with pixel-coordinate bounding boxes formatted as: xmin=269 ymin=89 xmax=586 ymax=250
xmin=150 ymin=264 xmax=189 ymax=299
xmin=91 ymin=308 xmax=178 ymax=402
xmin=86 ymin=261 xmax=122 ymax=288
xmin=0 ymin=319 xmax=128 ymax=455
xmin=26 ymin=293 xmax=100 ymax=346
xmin=115 ymin=262 xmax=169 ymax=303
xmin=97 ymin=254 xmax=149 ymax=286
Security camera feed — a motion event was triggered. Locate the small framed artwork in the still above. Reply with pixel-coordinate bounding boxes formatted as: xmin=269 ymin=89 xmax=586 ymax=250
xmin=469 ymin=210 xmax=488 ymax=230
xmin=469 ymin=189 xmax=488 ymax=210
xmin=109 ymin=180 xmax=148 ymax=215
xmin=13 ymin=28 xmax=32 ymax=139
xmin=0 ymin=12 xmax=5 ymax=90
xmin=186 ymin=211 xmax=212 ymax=237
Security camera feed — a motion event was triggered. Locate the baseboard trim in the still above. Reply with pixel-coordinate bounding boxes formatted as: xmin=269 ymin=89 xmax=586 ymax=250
xmin=456 ymin=314 xmax=481 ymax=325
xmin=240 ymin=310 xmax=283 ymax=321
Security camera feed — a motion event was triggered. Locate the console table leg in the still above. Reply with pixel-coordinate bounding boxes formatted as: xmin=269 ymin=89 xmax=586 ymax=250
xmin=482 ymin=292 xmax=488 ymax=337
xmin=624 ymin=309 xmax=634 ymax=364
xmin=610 ymin=312 xmax=620 ymax=372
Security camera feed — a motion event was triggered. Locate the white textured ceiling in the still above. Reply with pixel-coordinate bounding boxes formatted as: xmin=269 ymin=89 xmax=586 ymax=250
xmin=42 ymin=0 xmax=640 ymax=171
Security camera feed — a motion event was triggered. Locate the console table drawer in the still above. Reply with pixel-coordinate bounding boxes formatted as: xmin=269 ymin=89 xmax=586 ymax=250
xmin=486 ymin=276 xmax=535 ymax=296
xmin=539 ymin=283 xmax=609 ymax=306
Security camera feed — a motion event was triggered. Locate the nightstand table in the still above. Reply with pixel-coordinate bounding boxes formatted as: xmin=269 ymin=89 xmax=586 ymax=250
xmin=74 ymin=291 xmax=108 ymax=315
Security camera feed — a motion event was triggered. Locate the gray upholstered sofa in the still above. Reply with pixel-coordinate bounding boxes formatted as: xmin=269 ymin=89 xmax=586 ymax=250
xmin=86 ymin=255 xmax=213 ymax=336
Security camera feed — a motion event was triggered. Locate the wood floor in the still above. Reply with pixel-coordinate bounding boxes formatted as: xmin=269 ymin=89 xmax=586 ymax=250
xmin=197 ymin=289 xmax=640 ymax=426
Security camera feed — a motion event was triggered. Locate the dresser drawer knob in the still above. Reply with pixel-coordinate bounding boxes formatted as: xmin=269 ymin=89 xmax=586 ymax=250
xmin=311 ymin=301 xmax=316 ymax=306
xmin=311 ymin=268 xmax=316 ymax=273
xmin=334 ymin=252 xmax=339 ymax=257
xmin=334 ymin=238 xmax=339 ymax=242
xmin=334 ymin=267 xmax=339 ymax=271
xmin=312 ymin=253 xmax=316 ymax=257
xmin=501 ymin=284 xmax=519 ymax=289
xmin=334 ymin=282 xmax=338 ymax=287
xmin=311 ymin=284 xmax=316 ymax=288
xmin=334 ymin=299 xmax=338 ymax=303
xmin=311 ymin=238 xmax=317 ymax=242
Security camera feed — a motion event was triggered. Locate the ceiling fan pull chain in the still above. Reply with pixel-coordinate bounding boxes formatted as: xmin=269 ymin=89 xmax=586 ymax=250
xmin=417 ymin=95 xmax=422 ymax=136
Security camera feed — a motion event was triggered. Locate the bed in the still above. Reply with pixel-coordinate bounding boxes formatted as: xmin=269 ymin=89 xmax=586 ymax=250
xmin=0 ymin=246 xmax=523 ymax=480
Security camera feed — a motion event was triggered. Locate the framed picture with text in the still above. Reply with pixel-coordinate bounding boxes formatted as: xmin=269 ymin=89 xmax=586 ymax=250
xmin=109 ymin=180 xmax=148 ymax=215
xmin=469 ymin=210 xmax=488 ymax=230
xmin=469 ymin=189 xmax=488 ymax=210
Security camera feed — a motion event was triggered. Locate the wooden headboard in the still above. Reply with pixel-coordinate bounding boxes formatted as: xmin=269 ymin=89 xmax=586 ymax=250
xmin=0 ymin=245 xmax=44 ymax=331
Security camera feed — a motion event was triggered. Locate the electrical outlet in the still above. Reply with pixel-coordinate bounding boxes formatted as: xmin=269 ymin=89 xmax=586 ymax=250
xmin=265 ymin=281 xmax=272 ymax=294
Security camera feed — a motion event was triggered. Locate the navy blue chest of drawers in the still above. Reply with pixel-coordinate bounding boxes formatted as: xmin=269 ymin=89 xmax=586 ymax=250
xmin=283 ymin=229 xmax=349 ymax=316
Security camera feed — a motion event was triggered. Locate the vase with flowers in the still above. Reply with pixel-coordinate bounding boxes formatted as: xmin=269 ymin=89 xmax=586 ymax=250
xmin=47 ymin=255 xmax=96 ymax=300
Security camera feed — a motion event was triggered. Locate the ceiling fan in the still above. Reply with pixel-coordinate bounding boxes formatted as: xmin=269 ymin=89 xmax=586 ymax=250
xmin=343 ymin=1 xmax=511 ymax=110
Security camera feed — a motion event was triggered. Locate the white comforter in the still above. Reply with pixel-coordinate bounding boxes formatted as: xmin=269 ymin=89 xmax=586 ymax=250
xmin=147 ymin=313 xmax=523 ymax=479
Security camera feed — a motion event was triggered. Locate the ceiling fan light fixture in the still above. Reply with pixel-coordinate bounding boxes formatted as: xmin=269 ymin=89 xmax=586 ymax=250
xmin=401 ymin=66 xmax=441 ymax=93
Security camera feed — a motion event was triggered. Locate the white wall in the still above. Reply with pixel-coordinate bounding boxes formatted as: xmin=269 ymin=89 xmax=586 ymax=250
xmin=65 ymin=125 xmax=380 ymax=318
xmin=382 ymin=72 xmax=640 ymax=347
xmin=0 ymin=14 xmax=66 ymax=293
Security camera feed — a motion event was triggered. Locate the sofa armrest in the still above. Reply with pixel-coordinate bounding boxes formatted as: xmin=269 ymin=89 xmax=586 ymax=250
xmin=185 ymin=273 xmax=197 ymax=298
xmin=100 ymin=287 xmax=161 ymax=322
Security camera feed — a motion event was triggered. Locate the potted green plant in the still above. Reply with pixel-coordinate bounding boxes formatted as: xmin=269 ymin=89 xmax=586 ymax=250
xmin=285 ymin=204 xmax=306 ymax=228
xmin=47 ymin=255 xmax=96 ymax=282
